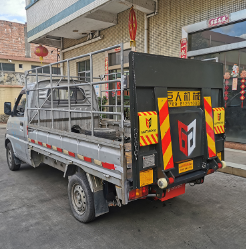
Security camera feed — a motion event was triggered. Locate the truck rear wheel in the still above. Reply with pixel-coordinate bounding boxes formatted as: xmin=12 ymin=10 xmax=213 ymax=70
xmin=68 ymin=172 xmax=95 ymax=223
xmin=6 ymin=142 xmax=20 ymax=171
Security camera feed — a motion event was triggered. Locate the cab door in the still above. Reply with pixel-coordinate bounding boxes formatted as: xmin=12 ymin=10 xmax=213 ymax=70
xmin=8 ymin=92 xmax=28 ymax=162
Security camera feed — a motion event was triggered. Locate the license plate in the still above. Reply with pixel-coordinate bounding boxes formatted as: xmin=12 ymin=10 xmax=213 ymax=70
xmin=179 ymin=160 xmax=193 ymax=174
xmin=143 ymin=154 xmax=155 ymax=168
xmin=140 ymin=169 xmax=153 ymax=187
xmin=168 ymin=91 xmax=200 ymax=107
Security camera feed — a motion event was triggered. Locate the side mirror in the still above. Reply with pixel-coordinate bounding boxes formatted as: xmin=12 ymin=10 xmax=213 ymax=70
xmin=4 ymin=102 xmax=12 ymax=115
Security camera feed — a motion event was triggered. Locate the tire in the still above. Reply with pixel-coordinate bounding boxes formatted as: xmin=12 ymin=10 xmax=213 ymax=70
xmin=68 ymin=172 xmax=95 ymax=223
xmin=85 ymin=128 xmax=117 ymax=140
xmin=6 ymin=142 xmax=20 ymax=171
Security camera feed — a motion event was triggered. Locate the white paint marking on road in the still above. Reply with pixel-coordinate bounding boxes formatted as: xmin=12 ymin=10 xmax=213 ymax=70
xmin=226 ymin=161 xmax=246 ymax=170
xmin=225 ymin=148 xmax=246 ymax=154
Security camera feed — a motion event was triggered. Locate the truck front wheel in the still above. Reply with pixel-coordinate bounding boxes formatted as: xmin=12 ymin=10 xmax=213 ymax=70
xmin=6 ymin=142 xmax=20 ymax=171
xmin=68 ymin=172 xmax=95 ymax=223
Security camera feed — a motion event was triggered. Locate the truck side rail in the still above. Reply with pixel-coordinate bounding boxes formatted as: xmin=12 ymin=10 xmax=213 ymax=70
xmin=25 ymin=43 xmax=125 ymax=135
xmin=28 ymin=125 xmax=123 ymax=183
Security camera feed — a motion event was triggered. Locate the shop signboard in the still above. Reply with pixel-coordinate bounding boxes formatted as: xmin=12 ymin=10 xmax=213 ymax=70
xmin=232 ymin=78 xmax=238 ymax=90
xmin=94 ymin=85 xmax=99 ymax=96
xmin=208 ymin=14 xmax=229 ymax=27
xmin=180 ymin=38 xmax=187 ymax=59
xmin=114 ymin=47 xmax=121 ymax=52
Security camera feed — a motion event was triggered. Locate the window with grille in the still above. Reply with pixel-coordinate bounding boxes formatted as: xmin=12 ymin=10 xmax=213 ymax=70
xmin=108 ymin=49 xmax=131 ymax=66
xmin=31 ymin=65 xmax=60 ymax=75
xmin=48 ymin=87 xmax=86 ymax=102
xmin=78 ymin=60 xmax=90 ymax=82
xmin=0 ymin=63 xmax=15 ymax=72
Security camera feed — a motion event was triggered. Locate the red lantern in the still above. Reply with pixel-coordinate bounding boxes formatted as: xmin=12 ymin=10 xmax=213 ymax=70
xmin=128 ymin=6 xmax=137 ymax=47
xmin=34 ymin=45 xmax=48 ymax=63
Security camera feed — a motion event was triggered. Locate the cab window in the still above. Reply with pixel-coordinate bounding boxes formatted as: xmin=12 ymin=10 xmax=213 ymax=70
xmin=13 ymin=94 xmax=26 ymax=117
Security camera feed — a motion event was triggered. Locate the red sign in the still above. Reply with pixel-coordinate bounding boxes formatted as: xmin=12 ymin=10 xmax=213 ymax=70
xmin=112 ymin=82 xmax=121 ymax=97
xmin=105 ymin=57 xmax=109 ymax=99
xmin=180 ymin=38 xmax=187 ymax=59
xmin=117 ymin=82 xmax=121 ymax=96
xmin=129 ymin=7 xmax=137 ymax=47
xmin=208 ymin=14 xmax=229 ymax=27
xmin=146 ymin=118 xmax=151 ymax=129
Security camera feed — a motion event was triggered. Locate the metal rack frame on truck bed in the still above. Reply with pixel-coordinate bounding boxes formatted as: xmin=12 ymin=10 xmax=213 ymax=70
xmin=24 ymin=44 xmax=130 ymax=220
xmin=4 ymin=44 xmax=226 ymax=223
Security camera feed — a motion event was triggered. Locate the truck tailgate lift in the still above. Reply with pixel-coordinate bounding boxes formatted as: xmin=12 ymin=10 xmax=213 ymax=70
xmin=129 ymin=52 xmax=224 ymax=189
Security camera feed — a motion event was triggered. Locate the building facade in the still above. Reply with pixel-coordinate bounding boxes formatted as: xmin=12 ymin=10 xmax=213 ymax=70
xmin=0 ymin=20 xmax=59 ymax=115
xmin=26 ymin=0 xmax=246 ymax=143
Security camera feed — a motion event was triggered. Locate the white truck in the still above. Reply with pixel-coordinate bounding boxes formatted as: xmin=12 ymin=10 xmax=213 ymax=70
xmin=4 ymin=44 xmax=226 ymax=223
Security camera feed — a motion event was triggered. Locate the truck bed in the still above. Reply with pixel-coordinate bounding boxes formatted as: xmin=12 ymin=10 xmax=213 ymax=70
xmin=28 ymin=124 xmax=125 ymax=187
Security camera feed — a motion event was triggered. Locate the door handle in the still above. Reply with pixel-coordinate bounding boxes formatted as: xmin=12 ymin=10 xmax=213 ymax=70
xmin=20 ymin=121 xmax=23 ymax=127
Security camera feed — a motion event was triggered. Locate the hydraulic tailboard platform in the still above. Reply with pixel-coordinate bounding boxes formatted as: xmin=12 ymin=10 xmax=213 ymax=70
xmin=129 ymin=52 xmax=225 ymax=189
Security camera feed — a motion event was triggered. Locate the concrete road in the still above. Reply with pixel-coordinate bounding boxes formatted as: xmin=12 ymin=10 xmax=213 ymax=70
xmin=0 ymin=129 xmax=246 ymax=249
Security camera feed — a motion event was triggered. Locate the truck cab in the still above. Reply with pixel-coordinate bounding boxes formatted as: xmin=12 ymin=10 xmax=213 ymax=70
xmin=4 ymin=87 xmax=29 ymax=169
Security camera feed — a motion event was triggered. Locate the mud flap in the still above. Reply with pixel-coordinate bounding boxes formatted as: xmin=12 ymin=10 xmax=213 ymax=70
xmin=14 ymin=154 xmax=22 ymax=165
xmin=86 ymin=173 xmax=109 ymax=217
xmin=93 ymin=190 xmax=109 ymax=217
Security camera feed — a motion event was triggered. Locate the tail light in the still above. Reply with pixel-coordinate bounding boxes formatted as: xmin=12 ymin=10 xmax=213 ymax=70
xmin=218 ymin=163 xmax=222 ymax=169
xmin=129 ymin=186 xmax=149 ymax=200
xmin=207 ymin=169 xmax=214 ymax=175
xmin=168 ymin=177 xmax=175 ymax=184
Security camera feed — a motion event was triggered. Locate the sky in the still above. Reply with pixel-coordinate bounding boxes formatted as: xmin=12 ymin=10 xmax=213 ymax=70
xmin=210 ymin=21 xmax=246 ymax=40
xmin=0 ymin=0 xmax=26 ymax=23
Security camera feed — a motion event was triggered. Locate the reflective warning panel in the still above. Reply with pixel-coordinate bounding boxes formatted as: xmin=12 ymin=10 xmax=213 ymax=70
xmin=168 ymin=91 xmax=200 ymax=107
xmin=213 ymin=107 xmax=225 ymax=134
xmin=204 ymin=97 xmax=216 ymax=158
xmin=138 ymin=112 xmax=158 ymax=146
xmin=140 ymin=169 xmax=153 ymax=187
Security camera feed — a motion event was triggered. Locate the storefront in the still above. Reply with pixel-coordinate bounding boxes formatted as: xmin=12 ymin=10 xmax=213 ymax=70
xmin=182 ymin=9 xmax=246 ymax=143
xmin=28 ymin=0 xmax=246 ymax=143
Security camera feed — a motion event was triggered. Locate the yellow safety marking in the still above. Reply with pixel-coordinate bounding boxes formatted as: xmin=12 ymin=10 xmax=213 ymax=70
xmin=205 ymin=110 xmax=214 ymax=129
xmin=207 ymin=135 xmax=216 ymax=152
xmin=217 ymin=152 xmax=222 ymax=161
xmin=138 ymin=111 xmax=157 ymax=116
xmin=213 ymin=107 xmax=225 ymax=134
xmin=164 ymin=142 xmax=173 ymax=165
xmin=138 ymin=111 xmax=158 ymax=146
xmin=94 ymin=159 xmax=102 ymax=166
xmin=77 ymin=154 xmax=84 ymax=160
xmin=158 ymin=98 xmax=165 ymax=110
xmin=158 ymin=97 xmax=174 ymax=170
xmin=140 ymin=169 xmax=153 ymax=187
xmin=204 ymin=96 xmax=216 ymax=158
xmin=160 ymin=115 xmax=170 ymax=139
xmin=167 ymin=91 xmax=201 ymax=107
xmin=63 ymin=149 xmax=69 ymax=155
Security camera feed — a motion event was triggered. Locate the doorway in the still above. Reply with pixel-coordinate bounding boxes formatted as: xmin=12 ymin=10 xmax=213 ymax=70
xmin=193 ymin=49 xmax=246 ymax=143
